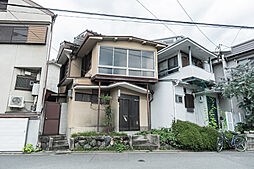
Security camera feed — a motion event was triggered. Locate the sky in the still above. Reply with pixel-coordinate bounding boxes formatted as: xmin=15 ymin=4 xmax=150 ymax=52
xmin=32 ymin=0 xmax=254 ymax=59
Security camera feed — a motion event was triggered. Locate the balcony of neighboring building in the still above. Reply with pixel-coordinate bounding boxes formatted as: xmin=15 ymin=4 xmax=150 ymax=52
xmin=158 ymin=38 xmax=217 ymax=83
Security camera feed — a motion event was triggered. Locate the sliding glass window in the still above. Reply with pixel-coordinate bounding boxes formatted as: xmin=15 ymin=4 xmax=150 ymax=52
xmin=98 ymin=46 xmax=155 ymax=78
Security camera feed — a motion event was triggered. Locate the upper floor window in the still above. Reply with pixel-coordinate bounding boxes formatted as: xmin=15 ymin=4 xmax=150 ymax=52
xmin=98 ymin=46 xmax=155 ymax=78
xmin=0 ymin=0 xmax=8 ymax=11
xmin=158 ymin=55 xmax=178 ymax=76
xmin=0 ymin=26 xmax=47 ymax=44
xmin=15 ymin=75 xmax=36 ymax=91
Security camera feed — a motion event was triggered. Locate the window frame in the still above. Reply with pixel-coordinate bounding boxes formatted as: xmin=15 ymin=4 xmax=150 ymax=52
xmin=0 ymin=0 xmax=8 ymax=12
xmin=0 ymin=25 xmax=47 ymax=44
xmin=175 ymin=95 xmax=183 ymax=103
xmin=98 ymin=45 xmax=156 ymax=78
xmin=15 ymin=75 xmax=36 ymax=91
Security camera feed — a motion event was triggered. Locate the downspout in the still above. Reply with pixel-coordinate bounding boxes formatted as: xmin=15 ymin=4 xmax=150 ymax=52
xmin=147 ymin=84 xmax=151 ymax=130
xmin=97 ymin=81 xmax=101 ymax=132
xmin=172 ymin=80 xmax=180 ymax=123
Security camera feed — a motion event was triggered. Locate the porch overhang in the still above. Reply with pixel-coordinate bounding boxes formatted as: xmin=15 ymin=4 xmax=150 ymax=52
xmin=182 ymin=77 xmax=215 ymax=88
xmin=74 ymin=82 xmax=149 ymax=94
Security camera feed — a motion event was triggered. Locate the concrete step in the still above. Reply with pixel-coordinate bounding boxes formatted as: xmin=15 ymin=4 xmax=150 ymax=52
xmin=49 ymin=135 xmax=67 ymax=141
xmin=52 ymin=144 xmax=69 ymax=151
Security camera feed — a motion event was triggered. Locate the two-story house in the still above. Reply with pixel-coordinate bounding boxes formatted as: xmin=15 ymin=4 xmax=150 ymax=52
xmin=151 ymin=37 xmax=218 ymax=129
xmin=55 ymin=30 xmax=166 ymax=138
xmin=0 ymin=0 xmax=55 ymax=151
xmin=213 ymin=38 xmax=254 ymax=131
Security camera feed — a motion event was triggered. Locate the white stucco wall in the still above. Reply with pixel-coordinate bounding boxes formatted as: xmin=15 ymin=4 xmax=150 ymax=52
xmin=46 ymin=63 xmax=60 ymax=93
xmin=161 ymin=65 xmax=215 ymax=82
xmin=151 ymin=80 xmax=221 ymax=128
xmin=151 ymin=81 xmax=174 ymax=129
xmin=26 ymin=119 xmax=40 ymax=147
xmin=0 ymin=0 xmax=52 ymax=22
xmin=59 ymin=103 xmax=68 ymax=134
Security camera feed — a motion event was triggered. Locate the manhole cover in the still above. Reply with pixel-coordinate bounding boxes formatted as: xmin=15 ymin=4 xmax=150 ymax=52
xmin=138 ymin=159 xmax=145 ymax=162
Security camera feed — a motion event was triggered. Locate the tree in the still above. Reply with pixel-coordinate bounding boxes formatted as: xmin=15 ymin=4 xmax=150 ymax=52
xmin=218 ymin=62 xmax=254 ymax=127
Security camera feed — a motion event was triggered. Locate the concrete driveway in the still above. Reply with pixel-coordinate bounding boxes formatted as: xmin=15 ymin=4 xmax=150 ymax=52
xmin=0 ymin=151 xmax=253 ymax=169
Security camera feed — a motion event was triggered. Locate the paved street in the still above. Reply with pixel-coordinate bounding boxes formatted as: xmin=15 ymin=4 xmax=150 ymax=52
xmin=0 ymin=151 xmax=253 ymax=169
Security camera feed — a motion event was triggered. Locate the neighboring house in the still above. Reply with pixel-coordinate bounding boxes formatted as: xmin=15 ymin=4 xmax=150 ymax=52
xmin=213 ymin=39 xmax=254 ymax=131
xmin=151 ymin=36 xmax=218 ymax=129
xmin=54 ymin=30 xmax=166 ymax=138
xmin=0 ymin=0 xmax=55 ymax=151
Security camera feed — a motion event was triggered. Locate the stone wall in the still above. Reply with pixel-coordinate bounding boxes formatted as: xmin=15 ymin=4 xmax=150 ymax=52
xmin=70 ymin=134 xmax=161 ymax=150
xmin=71 ymin=136 xmax=131 ymax=150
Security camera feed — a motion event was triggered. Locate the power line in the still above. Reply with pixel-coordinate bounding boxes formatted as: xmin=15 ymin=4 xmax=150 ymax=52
xmin=1 ymin=2 xmax=254 ymax=30
xmin=8 ymin=10 xmax=243 ymax=29
xmin=135 ymin=0 xmax=177 ymax=36
xmin=231 ymin=28 xmax=241 ymax=46
xmin=176 ymin=0 xmax=217 ymax=47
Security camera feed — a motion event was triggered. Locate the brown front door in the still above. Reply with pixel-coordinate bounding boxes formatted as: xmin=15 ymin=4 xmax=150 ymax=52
xmin=43 ymin=102 xmax=61 ymax=135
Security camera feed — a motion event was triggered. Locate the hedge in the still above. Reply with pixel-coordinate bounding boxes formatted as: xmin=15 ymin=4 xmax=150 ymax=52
xmin=172 ymin=120 xmax=233 ymax=151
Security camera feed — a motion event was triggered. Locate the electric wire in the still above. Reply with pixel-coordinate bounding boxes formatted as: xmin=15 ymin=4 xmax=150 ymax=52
xmin=176 ymin=0 xmax=217 ymax=47
xmin=1 ymin=2 xmax=254 ymax=30
xmin=135 ymin=0 xmax=177 ymax=36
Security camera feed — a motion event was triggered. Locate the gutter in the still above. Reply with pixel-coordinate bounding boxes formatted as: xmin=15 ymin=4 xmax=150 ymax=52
xmin=74 ymin=82 xmax=149 ymax=94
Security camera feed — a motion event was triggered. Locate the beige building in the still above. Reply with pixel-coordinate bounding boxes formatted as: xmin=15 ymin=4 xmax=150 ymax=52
xmin=56 ymin=31 xmax=166 ymax=137
xmin=0 ymin=0 xmax=55 ymax=151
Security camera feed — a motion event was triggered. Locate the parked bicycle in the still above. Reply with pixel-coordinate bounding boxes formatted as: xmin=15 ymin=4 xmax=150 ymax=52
xmin=216 ymin=117 xmax=247 ymax=152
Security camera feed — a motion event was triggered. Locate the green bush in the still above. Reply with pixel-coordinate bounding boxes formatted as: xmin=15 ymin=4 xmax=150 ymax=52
xmin=172 ymin=120 xmax=233 ymax=151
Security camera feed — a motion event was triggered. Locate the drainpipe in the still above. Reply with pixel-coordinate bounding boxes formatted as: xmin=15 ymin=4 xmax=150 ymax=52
xmin=97 ymin=81 xmax=101 ymax=132
xmin=147 ymin=84 xmax=151 ymax=130
xmin=172 ymin=80 xmax=180 ymax=123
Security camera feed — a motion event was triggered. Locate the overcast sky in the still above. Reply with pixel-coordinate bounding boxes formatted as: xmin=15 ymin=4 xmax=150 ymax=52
xmin=33 ymin=0 xmax=254 ymax=59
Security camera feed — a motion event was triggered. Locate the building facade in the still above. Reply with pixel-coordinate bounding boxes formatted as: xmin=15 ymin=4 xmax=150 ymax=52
xmin=0 ymin=0 xmax=55 ymax=151
xmin=151 ymin=37 xmax=218 ymax=129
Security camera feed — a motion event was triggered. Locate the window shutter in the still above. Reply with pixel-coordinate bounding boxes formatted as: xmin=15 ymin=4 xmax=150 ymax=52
xmin=27 ymin=26 xmax=47 ymax=44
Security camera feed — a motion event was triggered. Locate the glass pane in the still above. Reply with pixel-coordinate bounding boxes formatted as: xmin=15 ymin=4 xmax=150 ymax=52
xmin=129 ymin=70 xmax=141 ymax=77
xmin=168 ymin=56 xmax=178 ymax=69
xmin=159 ymin=60 xmax=168 ymax=72
xmin=12 ymin=27 xmax=28 ymax=43
xmin=114 ymin=48 xmax=127 ymax=67
xmin=0 ymin=26 xmax=13 ymax=42
xmin=98 ymin=67 xmax=112 ymax=74
xmin=113 ymin=68 xmax=126 ymax=75
xmin=0 ymin=0 xmax=7 ymax=10
xmin=99 ymin=46 xmax=113 ymax=66
xmin=142 ymin=51 xmax=154 ymax=69
xmin=129 ymin=49 xmax=141 ymax=68
xmin=142 ymin=71 xmax=154 ymax=77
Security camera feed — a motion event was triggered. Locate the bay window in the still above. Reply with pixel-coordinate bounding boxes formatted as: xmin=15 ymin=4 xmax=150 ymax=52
xmin=98 ymin=46 xmax=155 ymax=77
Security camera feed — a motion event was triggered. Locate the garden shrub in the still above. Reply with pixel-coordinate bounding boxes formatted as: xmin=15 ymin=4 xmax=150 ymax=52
xmin=172 ymin=120 xmax=233 ymax=151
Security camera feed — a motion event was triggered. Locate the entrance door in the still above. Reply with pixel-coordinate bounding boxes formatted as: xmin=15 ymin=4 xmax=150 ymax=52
xmin=119 ymin=94 xmax=140 ymax=131
xmin=207 ymin=96 xmax=218 ymax=127
xmin=43 ymin=102 xmax=61 ymax=135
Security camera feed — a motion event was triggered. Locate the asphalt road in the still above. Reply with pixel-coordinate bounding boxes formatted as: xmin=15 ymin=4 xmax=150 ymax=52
xmin=0 ymin=151 xmax=253 ymax=169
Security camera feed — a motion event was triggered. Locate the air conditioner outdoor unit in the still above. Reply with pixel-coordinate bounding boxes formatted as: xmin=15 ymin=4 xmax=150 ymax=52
xmin=8 ymin=96 xmax=24 ymax=108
